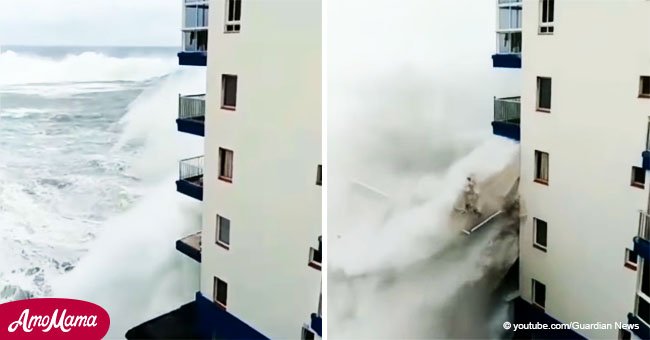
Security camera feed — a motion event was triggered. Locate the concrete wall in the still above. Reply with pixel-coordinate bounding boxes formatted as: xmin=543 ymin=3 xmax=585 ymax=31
xmin=518 ymin=0 xmax=650 ymax=338
xmin=200 ymin=0 xmax=322 ymax=338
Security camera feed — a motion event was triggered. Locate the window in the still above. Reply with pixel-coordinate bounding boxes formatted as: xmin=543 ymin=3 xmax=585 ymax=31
xmin=225 ymin=0 xmax=242 ymax=33
xmin=536 ymin=77 xmax=552 ymax=111
xmin=308 ymin=236 xmax=322 ymax=270
xmin=534 ymin=150 xmax=549 ymax=184
xmin=301 ymin=327 xmax=315 ymax=340
xmin=496 ymin=1 xmax=522 ymax=54
xmin=219 ymin=148 xmax=234 ymax=182
xmin=221 ymin=75 xmax=238 ymax=109
xmin=636 ymin=258 xmax=650 ymax=325
xmin=184 ymin=2 xmax=209 ymax=29
xmin=213 ymin=277 xmax=228 ymax=308
xmin=619 ymin=329 xmax=632 ymax=340
xmin=640 ymin=76 xmax=650 ymax=98
xmin=316 ymin=165 xmax=322 ymax=186
xmin=632 ymin=166 xmax=645 ymax=189
xmin=539 ymin=0 xmax=554 ymax=34
xmin=533 ymin=218 xmax=547 ymax=251
xmin=216 ymin=215 xmax=230 ymax=249
xmin=625 ymin=248 xmax=638 ymax=270
xmin=532 ymin=279 xmax=546 ymax=309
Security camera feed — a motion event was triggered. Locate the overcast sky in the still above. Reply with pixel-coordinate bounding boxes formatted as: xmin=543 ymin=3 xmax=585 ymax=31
xmin=0 ymin=0 xmax=179 ymax=46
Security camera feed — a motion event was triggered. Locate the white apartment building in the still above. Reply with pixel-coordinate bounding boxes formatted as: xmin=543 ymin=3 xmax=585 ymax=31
xmin=492 ymin=1 xmax=650 ymax=339
xmin=126 ymin=0 xmax=322 ymax=338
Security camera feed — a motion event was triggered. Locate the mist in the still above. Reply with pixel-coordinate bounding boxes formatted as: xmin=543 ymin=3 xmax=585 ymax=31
xmin=327 ymin=0 xmax=522 ymax=338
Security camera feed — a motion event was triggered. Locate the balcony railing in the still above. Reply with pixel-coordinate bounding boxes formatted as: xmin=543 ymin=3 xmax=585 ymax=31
xmin=179 ymin=94 xmax=206 ymax=120
xmin=494 ymin=96 xmax=521 ymax=123
xmin=639 ymin=210 xmax=650 ymax=241
xmin=179 ymin=155 xmax=204 ymax=181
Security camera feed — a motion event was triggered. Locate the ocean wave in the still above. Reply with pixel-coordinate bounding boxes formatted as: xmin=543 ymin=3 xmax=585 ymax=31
xmin=0 ymin=50 xmax=178 ymax=85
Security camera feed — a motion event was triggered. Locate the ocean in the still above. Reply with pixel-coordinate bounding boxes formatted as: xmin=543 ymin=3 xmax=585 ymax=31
xmin=0 ymin=45 xmax=205 ymax=336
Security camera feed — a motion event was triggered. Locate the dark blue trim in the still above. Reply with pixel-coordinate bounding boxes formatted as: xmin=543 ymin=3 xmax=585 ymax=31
xmin=176 ymin=179 xmax=203 ymax=201
xmin=642 ymin=151 xmax=650 ymax=170
xmin=492 ymin=54 xmax=521 ymax=69
xmin=628 ymin=313 xmax=650 ymax=339
xmin=178 ymin=52 xmax=207 ymax=66
xmin=492 ymin=121 xmax=520 ymax=141
xmin=195 ymin=292 xmax=269 ymax=339
xmin=124 ymin=301 xmax=199 ymax=339
xmin=634 ymin=236 xmax=650 ymax=260
xmin=176 ymin=239 xmax=201 ymax=263
xmin=176 ymin=118 xmax=205 ymax=137
xmin=310 ymin=313 xmax=322 ymax=337
xmin=513 ymin=298 xmax=586 ymax=339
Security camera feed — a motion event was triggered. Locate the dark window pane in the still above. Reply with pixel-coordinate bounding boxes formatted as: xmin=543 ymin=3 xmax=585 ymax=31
xmin=638 ymin=296 xmax=650 ymax=325
xmin=223 ymin=75 xmax=237 ymax=108
xmin=228 ymin=0 xmax=235 ymax=21
xmin=234 ymin=0 xmax=242 ymax=21
xmin=542 ymin=0 xmax=548 ymax=22
xmin=218 ymin=216 xmax=230 ymax=245
xmin=627 ymin=249 xmax=638 ymax=264
xmin=641 ymin=77 xmax=650 ymax=95
xmin=535 ymin=219 xmax=547 ymax=247
xmin=533 ymin=280 xmax=546 ymax=308
xmin=216 ymin=278 xmax=228 ymax=305
xmin=548 ymin=0 xmax=554 ymax=22
xmin=538 ymin=78 xmax=552 ymax=110
xmin=633 ymin=167 xmax=646 ymax=186
xmin=642 ymin=259 xmax=649 ymax=296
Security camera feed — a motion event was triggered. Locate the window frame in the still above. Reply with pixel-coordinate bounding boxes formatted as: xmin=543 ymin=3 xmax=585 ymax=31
xmin=625 ymin=248 xmax=638 ymax=270
xmin=636 ymin=258 xmax=650 ymax=326
xmin=631 ymin=166 xmax=646 ymax=189
xmin=533 ymin=218 xmax=548 ymax=252
xmin=308 ymin=236 xmax=322 ymax=270
xmin=538 ymin=0 xmax=555 ymax=34
xmin=640 ymin=76 xmax=650 ymax=98
xmin=213 ymin=277 xmax=228 ymax=309
xmin=532 ymin=278 xmax=546 ymax=309
xmin=219 ymin=148 xmax=234 ymax=183
xmin=301 ymin=326 xmax=316 ymax=340
xmin=221 ymin=74 xmax=238 ymax=110
xmin=216 ymin=214 xmax=231 ymax=250
xmin=224 ymin=0 xmax=242 ymax=33
xmin=534 ymin=150 xmax=550 ymax=185
xmin=536 ymin=77 xmax=552 ymax=112
xmin=316 ymin=164 xmax=322 ymax=186
xmin=495 ymin=1 xmax=522 ymax=55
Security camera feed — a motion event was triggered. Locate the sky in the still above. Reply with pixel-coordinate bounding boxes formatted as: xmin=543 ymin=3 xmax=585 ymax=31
xmin=0 ymin=0 xmax=179 ymax=46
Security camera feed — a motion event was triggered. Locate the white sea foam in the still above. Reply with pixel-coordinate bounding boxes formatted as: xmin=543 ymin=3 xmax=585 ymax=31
xmin=328 ymin=0 xmax=522 ymax=338
xmin=0 ymin=48 xmax=206 ymax=338
xmin=49 ymin=69 xmax=206 ymax=338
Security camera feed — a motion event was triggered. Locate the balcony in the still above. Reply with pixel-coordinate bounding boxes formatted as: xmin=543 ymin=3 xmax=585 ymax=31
xmin=176 ymin=156 xmax=204 ymax=201
xmin=634 ymin=211 xmax=650 ymax=260
xmin=179 ymin=1 xmax=209 ymax=66
xmin=493 ymin=1 xmax=522 ymax=68
xmin=177 ymin=94 xmax=205 ymax=136
xmin=491 ymin=96 xmax=520 ymax=141
xmin=179 ymin=30 xmax=207 ymax=66
xmin=176 ymin=232 xmax=201 ymax=263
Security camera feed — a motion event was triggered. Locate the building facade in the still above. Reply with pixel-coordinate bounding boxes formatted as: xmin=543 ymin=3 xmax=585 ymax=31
xmin=127 ymin=0 xmax=322 ymax=338
xmin=492 ymin=1 xmax=650 ymax=339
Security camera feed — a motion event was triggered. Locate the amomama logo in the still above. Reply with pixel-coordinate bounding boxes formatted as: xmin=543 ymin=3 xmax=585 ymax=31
xmin=0 ymin=298 xmax=110 ymax=340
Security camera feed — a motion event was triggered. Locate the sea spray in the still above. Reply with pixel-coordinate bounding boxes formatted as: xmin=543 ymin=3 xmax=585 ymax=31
xmin=327 ymin=1 xmax=522 ymax=337
xmin=49 ymin=69 xmax=206 ymax=337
